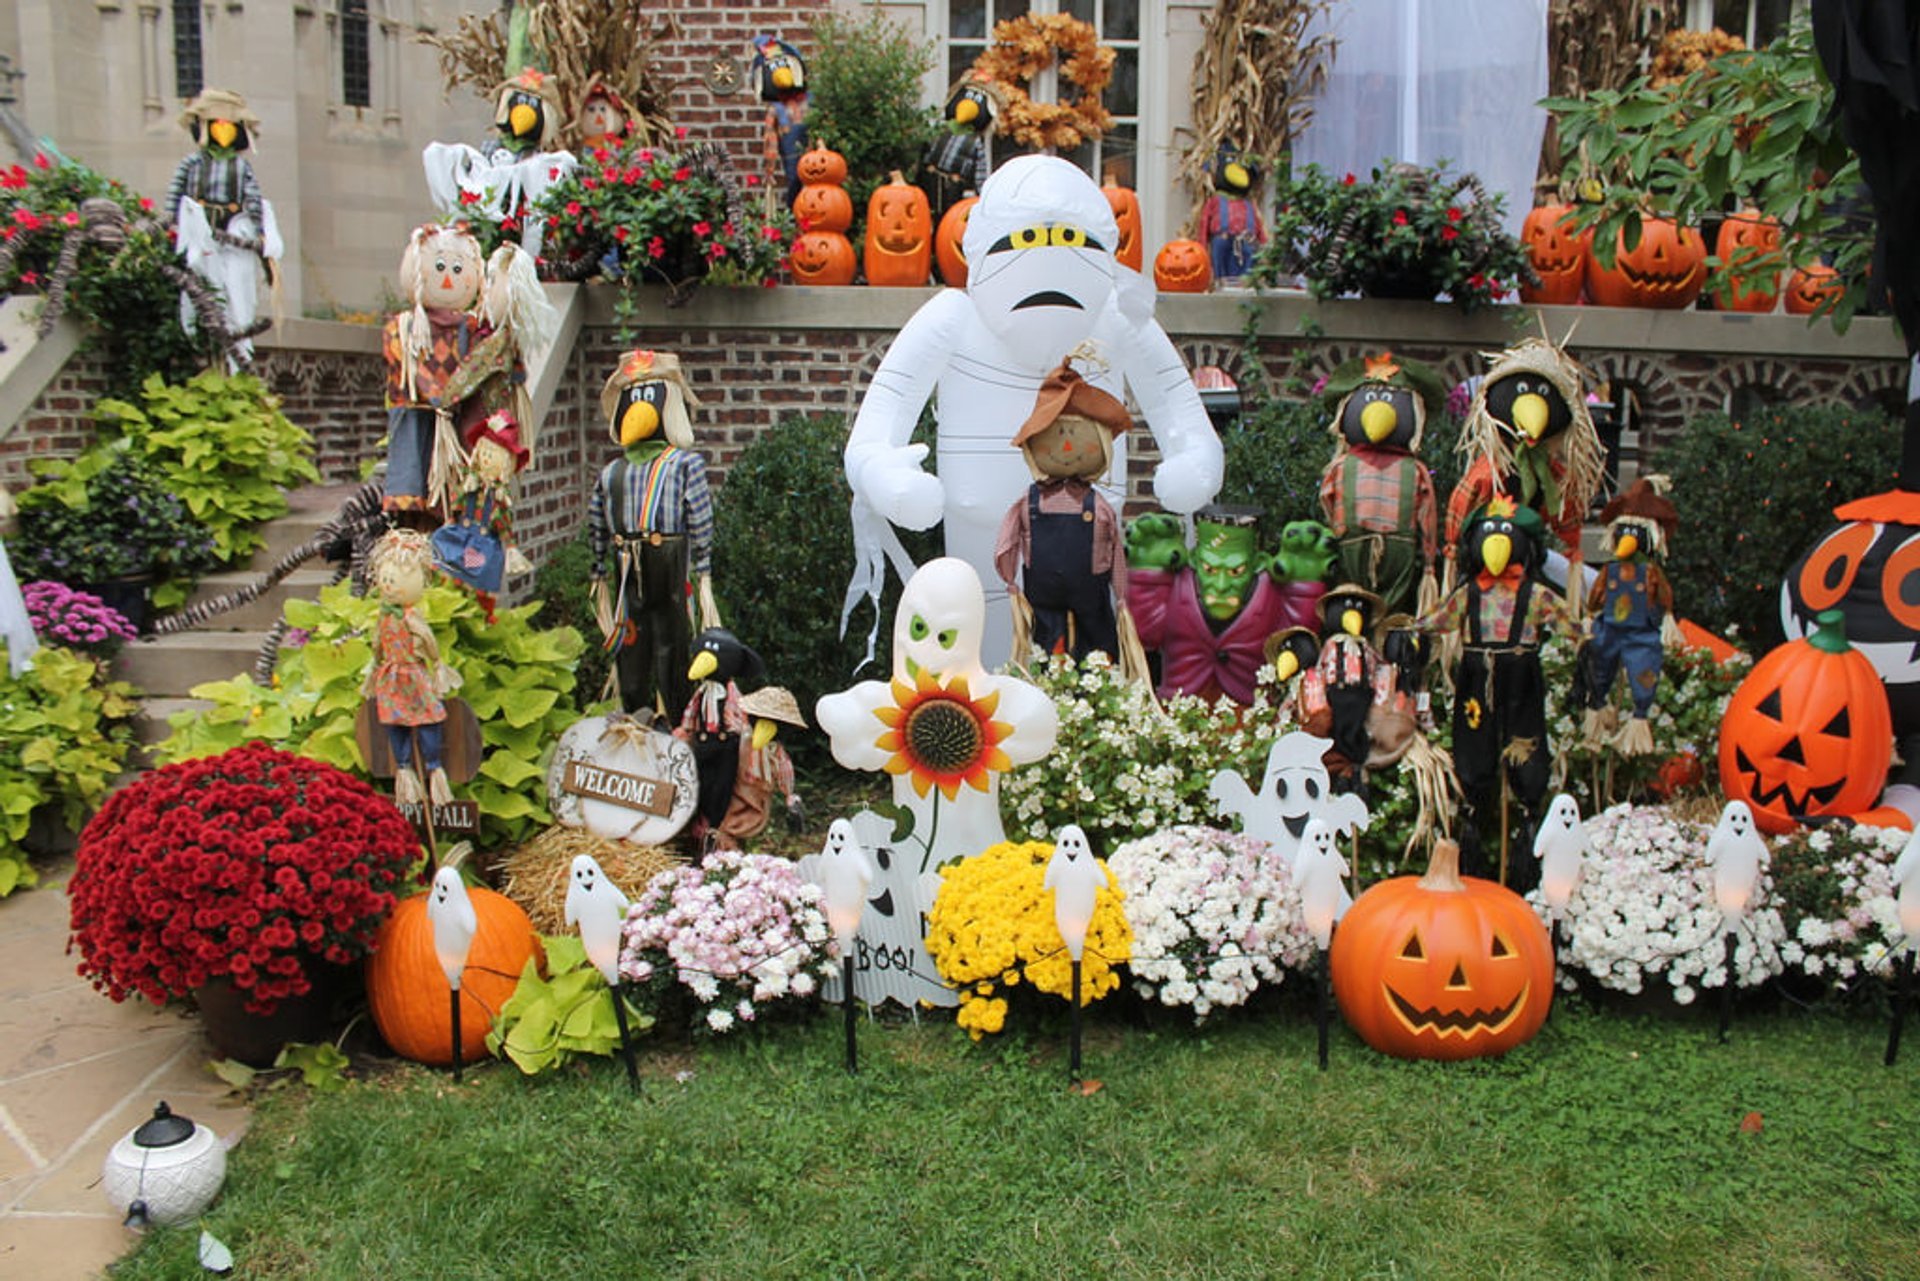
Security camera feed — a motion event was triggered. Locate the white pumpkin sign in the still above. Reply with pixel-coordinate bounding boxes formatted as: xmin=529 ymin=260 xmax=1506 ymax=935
xmin=546 ymin=714 xmax=697 ymax=846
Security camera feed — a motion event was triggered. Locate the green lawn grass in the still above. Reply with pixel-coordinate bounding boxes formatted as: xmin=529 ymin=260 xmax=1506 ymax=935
xmin=116 ymin=999 xmax=1920 ymax=1279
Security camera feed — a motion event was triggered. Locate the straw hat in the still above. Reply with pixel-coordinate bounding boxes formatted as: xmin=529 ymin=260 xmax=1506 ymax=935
xmin=738 ymin=686 xmax=806 ymax=727
xmin=600 ymin=350 xmax=702 ymax=448
xmin=1010 ymin=361 xmax=1133 ymax=448
xmin=178 ymin=88 xmax=261 ymax=137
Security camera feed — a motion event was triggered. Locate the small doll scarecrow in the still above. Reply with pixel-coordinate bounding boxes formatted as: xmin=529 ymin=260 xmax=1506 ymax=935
xmin=677 ymin=627 xmax=764 ymax=848
xmin=166 ymin=88 xmax=281 ymax=365
xmin=574 ymin=73 xmax=637 ymax=153
xmin=588 ymin=351 xmax=718 ymax=720
xmin=1317 ymin=352 xmax=1446 ymax=617
xmin=750 ymin=34 xmax=810 ymax=205
xmin=364 ymin=529 xmax=463 ymax=806
xmin=432 ymin=411 xmax=531 ymax=619
xmin=993 ymin=358 xmax=1134 ymax=666
xmin=1582 ymin=476 xmax=1680 ymax=756
xmin=920 ymin=70 xmax=1004 ymax=227
xmin=703 ymin=685 xmax=807 ymax=852
xmin=1418 ymin=496 xmax=1571 ymax=889
xmin=382 ymin=223 xmax=487 ymax=521
xmin=1197 ymin=148 xmax=1266 ymax=283
xmin=1302 ymin=584 xmax=1391 ymax=793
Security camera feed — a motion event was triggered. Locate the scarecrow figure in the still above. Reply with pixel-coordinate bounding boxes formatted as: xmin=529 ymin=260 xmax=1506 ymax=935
xmin=1419 ymin=496 xmax=1571 ymax=889
xmin=432 ymin=411 xmax=531 ymax=619
xmin=574 ymin=73 xmax=638 ymax=153
xmin=588 ymin=350 xmax=718 ymax=720
xmin=1582 ymin=476 xmax=1679 ymax=756
xmin=166 ymin=88 xmax=281 ymax=366
xmin=1300 ymin=584 xmax=1392 ymax=793
xmin=720 ymin=686 xmax=808 ymax=850
xmin=750 ymin=34 xmax=810 ymax=206
xmin=423 ymin=67 xmax=577 ymax=256
xmin=1197 ymin=147 xmax=1266 ymax=283
xmin=364 ymin=530 xmax=463 ymax=806
xmin=921 ymin=70 xmax=1003 ymax=227
xmin=994 ymin=357 xmax=1134 ymax=666
xmin=677 ymin=627 xmax=764 ymax=847
xmin=382 ymin=223 xmax=487 ymax=522
xmin=1317 ymin=352 xmax=1446 ymax=617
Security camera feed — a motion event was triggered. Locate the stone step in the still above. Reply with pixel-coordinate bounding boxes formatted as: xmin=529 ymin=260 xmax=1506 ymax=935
xmin=237 ymin=482 xmax=363 ymax=572
xmin=181 ymin=566 xmax=339 ymax=631
xmin=133 ymin=696 xmax=214 ymax=747
xmin=114 ymin=631 xmax=268 ymax=698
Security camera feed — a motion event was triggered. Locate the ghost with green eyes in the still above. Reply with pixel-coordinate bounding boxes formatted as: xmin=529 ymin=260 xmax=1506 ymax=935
xmin=816 ymin=557 xmax=1058 ymax=871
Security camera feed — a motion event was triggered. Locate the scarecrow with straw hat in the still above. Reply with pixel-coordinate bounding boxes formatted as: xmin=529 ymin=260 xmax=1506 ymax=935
xmin=588 ymin=350 xmax=719 ymax=720
xmin=749 ymin=33 xmax=810 ymax=205
xmin=166 ymin=88 xmax=282 ymax=366
xmin=1582 ymin=475 xmax=1681 ymax=755
xmin=714 ymin=685 xmax=808 ymax=851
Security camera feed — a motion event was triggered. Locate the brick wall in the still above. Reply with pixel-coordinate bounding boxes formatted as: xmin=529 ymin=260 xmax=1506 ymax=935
xmin=651 ymin=8 xmax=821 ymax=187
xmin=0 ymin=352 xmax=113 ymax=496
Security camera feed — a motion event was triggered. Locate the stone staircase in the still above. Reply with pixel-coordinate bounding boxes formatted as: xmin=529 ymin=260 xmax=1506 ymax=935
xmin=118 ymin=483 xmax=359 ymax=746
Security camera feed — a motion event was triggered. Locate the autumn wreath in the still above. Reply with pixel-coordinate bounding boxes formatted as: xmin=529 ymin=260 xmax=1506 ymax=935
xmin=971 ymin=12 xmax=1115 ymax=152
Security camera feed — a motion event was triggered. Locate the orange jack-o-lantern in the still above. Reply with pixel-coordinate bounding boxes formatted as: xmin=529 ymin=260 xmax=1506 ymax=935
xmin=1586 ymin=217 xmax=1707 ymax=309
xmin=1330 ymin=839 xmax=1553 ymax=1061
xmin=1517 ymin=203 xmax=1589 ymax=305
xmin=1153 ymin=238 xmax=1212 ymax=293
xmin=793 ymin=182 xmax=853 ymax=235
xmin=1718 ymin=609 xmax=1893 ymax=835
xmin=863 ymin=170 xmax=931 ymax=287
xmin=367 ymin=886 xmax=542 ymax=1067
xmin=1102 ymin=176 xmax=1144 ymax=272
xmin=1784 ymin=262 xmax=1845 ymax=315
xmin=788 ymin=229 xmax=857 ymax=286
xmin=794 ymin=142 xmax=848 ymax=188
xmin=934 ymin=195 xmax=977 ymax=288
xmin=1712 ymin=213 xmax=1781 ymax=313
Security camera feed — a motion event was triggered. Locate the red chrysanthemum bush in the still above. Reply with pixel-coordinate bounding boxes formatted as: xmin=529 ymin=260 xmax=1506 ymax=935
xmin=68 ymin=742 xmax=424 ymax=1014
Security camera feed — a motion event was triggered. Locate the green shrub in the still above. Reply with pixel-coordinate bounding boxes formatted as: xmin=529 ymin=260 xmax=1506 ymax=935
xmin=1651 ymin=404 xmax=1900 ymax=650
xmin=804 ymin=8 xmax=940 ymax=243
xmin=533 ymin=530 xmax=613 ymax=712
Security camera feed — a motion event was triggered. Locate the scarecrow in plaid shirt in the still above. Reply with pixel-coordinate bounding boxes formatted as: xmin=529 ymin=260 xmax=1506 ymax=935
xmin=921 ymin=71 xmax=1004 ymax=228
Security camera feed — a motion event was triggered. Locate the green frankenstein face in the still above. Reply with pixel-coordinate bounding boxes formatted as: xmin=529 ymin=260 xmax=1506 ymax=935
xmin=1195 ymin=518 xmax=1261 ymax=621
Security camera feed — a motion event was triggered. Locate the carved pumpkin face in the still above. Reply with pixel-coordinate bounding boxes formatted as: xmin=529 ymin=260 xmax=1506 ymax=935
xmin=1586 ymin=218 xmax=1706 ymax=309
xmin=935 ymin=196 xmax=977 ymax=287
xmin=863 ymin=172 xmax=932 ymax=286
xmin=1719 ymin=609 xmax=1893 ymax=834
xmin=1713 ymin=214 xmax=1781 ymax=312
xmin=787 ymin=230 xmax=856 ymax=286
xmin=1783 ymin=519 xmax=1920 ymax=740
xmin=1784 ymin=263 xmax=1844 ymax=315
xmin=793 ymin=182 xmax=853 ymax=234
xmin=795 ymin=143 xmax=848 ymax=187
xmin=1103 ymin=179 xmax=1144 ymax=272
xmin=1154 ymin=238 xmax=1212 ymax=293
xmin=1331 ymin=840 xmax=1553 ymax=1060
xmin=1517 ymin=204 xmax=1589 ymax=306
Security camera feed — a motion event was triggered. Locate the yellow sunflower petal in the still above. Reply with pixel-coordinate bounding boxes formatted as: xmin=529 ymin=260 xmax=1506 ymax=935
xmin=974 ymin=687 xmax=1000 ymax=717
xmin=876 ymin=730 xmax=904 ymax=752
xmin=985 ymin=747 xmax=1013 ymax=773
xmin=875 ymin=705 xmax=905 ymax=728
xmin=911 ymin=771 xmax=935 ymax=799
xmin=890 ymin=677 xmax=916 ymax=706
xmin=882 ymin=754 xmax=913 ymax=775
xmin=938 ymin=775 xmax=963 ymax=802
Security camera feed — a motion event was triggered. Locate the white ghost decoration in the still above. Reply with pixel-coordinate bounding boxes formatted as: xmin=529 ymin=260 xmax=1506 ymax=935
xmin=1044 ymin=824 xmax=1107 ymax=962
xmin=804 ymin=809 xmax=956 ymax=1009
xmin=564 ymin=854 xmax=632 ymax=986
xmin=1210 ymin=731 xmax=1371 ymax=867
xmin=810 ymin=817 xmax=877 ymax=953
xmin=816 ymin=558 xmax=1058 ymax=872
xmin=426 ymin=866 xmax=478 ymax=991
xmin=1705 ymin=800 xmax=1768 ymax=935
xmin=1892 ymin=826 xmax=1920 ymax=948
xmin=1291 ymin=818 xmax=1351 ymax=949
xmin=1532 ymin=793 xmax=1590 ymax=921
xmin=841 ymin=155 xmax=1223 ymax=664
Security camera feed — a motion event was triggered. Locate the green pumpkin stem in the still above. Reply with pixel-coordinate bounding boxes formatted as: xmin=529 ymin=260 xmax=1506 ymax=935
xmin=1419 ymin=838 xmax=1466 ymax=892
xmin=1809 ymin=609 xmax=1851 ymax=655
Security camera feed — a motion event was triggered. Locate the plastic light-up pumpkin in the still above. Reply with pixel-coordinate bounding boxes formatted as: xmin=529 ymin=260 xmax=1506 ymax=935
xmin=367 ymin=886 xmax=541 ymax=1066
xmin=1586 ymin=217 xmax=1706 ymax=309
xmin=863 ymin=170 xmax=932 ymax=287
xmin=1102 ymin=176 xmax=1144 ymax=272
xmin=1713 ymin=213 xmax=1781 ymax=312
xmin=1154 ymin=238 xmax=1213 ymax=293
xmin=1719 ymin=609 xmax=1893 ymax=835
xmin=934 ymin=195 xmax=977 ymax=287
xmin=789 ymin=229 xmax=857 ymax=286
xmin=794 ymin=142 xmax=849 ymax=188
xmin=1330 ymin=838 xmax=1553 ymax=1060
xmin=793 ymin=182 xmax=853 ymax=235
xmin=1516 ymin=204 xmax=1589 ymax=305
xmin=1784 ymin=262 xmax=1844 ymax=316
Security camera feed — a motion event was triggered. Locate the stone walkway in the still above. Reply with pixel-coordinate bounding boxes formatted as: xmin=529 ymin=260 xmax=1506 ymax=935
xmin=0 ymin=861 xmax=248 ymax=1279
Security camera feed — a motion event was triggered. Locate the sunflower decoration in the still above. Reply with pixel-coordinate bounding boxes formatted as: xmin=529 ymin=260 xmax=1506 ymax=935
xmin=972 ymin=12 xmax=1115 ymax=152
xmin=874 ymin=670 xmax=1016 ymax=801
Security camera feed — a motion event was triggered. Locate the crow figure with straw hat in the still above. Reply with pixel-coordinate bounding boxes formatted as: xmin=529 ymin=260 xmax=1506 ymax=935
xmin=1582 ymin=476 xmax=1680 ymax=756
xmin=166 ymin=88 xmax=282 ymax=366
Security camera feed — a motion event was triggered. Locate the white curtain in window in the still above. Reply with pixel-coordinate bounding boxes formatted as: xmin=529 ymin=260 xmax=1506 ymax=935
xmin=1292 ymin=0 xmax=1550 ymax=232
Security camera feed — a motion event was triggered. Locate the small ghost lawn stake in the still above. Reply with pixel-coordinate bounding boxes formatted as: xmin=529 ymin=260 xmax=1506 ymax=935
xmin=426 ymin=866 xmax=478 ymax=1081
xmin=1533 ymin=794 xmax=1590 ymax=927
xmin=1705 ymin=800 xmax=1766 ymax=1044
xmin=565 ymin=854 xmax=639 ymax=1091
xmin=1045 ymin=824 xmax=1106 ymax=1083
xmin=1886 ymin=828 xmax=1920 ymax=1064
xmin=1293 ymin=819 xmax=1349 ymax=1070
xmin=815 ymin=818 xmax=875 ymax=1074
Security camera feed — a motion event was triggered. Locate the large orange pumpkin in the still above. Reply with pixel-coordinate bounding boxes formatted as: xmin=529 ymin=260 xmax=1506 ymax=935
xmin=1784 ymin=262 xmax=1844 ymax=315
xmin=1712 ymin=213 xmax=1781 ymax=312
xmin=1717 ymin=609 xmax=1893 ymax=835
xmin=788 ymin=229 xmax=857 ymax=286
xmin=1153 ymin=238 xmax=1212 ymax=293
xmin=1586 ymin=217 xmax=1706 ymax=309
xmin=1516 ymin=203 xmax=1589 ymax=305
xmin=367 ymin=885 xmax=541 ymax=1066
xmin=863 ymin=170 xmax=931 ymax=287
xmin=1330 ymin=839 xmax=1553 ymax=1061
xmin=934 ymin=195 xmax=977 ymax=288
xmin=1102 ymin=176 xmax=1144 ymax=272
xmin=794 ymin=142 xmax=848 ymax=188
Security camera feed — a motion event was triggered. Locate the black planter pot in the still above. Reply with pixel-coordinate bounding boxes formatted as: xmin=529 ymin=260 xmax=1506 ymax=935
xmin=78 ymin=576 xmax=153 ymax=635
xmin=192 ymin=960 xmax=356 ymax=1066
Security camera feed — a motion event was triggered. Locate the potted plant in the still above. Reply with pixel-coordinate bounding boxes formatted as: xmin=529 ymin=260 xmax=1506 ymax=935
xmin=66 ymin=742 xmax=424 ymax=1063
xmin=1254 ymin=160 xmax=1535 ymax=311
xmin=20 ymin=580 xmax=137 ymax=660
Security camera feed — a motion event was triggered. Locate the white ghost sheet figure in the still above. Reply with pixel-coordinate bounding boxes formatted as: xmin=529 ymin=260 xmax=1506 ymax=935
xmin=804 ymin=809 xmax=957 ymax=1010
xmin=816 ymin=557 xmax=1058 ymax=875
xmin=1705 ymin=800 xmax=1768 ymax=936
xmin=1209 ymin=731 xmax=1371 ymax=869
xmin=1532 ymin=793 xmax=1591 ymax=922
xmin=841 ymin=154 xmax=1224 ymax=665
xmin=426 ymin=866 xmax=478 ymax=990
xmin=1291 ymin=819 xmax=1351 ymax=949
xmin=1044 ymin=824 xmax=1107 ymax=963
xmin=564 ymin=854 xmax=632 ymax=987
xmin=809 ymin=817 xmax=876 ymax=954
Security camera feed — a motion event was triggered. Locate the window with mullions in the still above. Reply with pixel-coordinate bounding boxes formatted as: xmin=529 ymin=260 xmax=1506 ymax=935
xmin=341 ymin=1 xmax=372 ymax=109
xmin=947 ymin=0 xmax=1141 ymax=188
xmin=1692 ymin=0 xmax=1802 ymax=47
xmin=173 ymin=0 xmax=203 ymax=100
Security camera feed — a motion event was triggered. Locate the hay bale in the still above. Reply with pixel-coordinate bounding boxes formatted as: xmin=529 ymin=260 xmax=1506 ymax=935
xmin=497 ymin=825 xmax=684 ymax=934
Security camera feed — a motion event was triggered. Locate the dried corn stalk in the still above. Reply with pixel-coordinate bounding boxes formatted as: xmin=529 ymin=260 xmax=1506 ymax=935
xmin=1537 ymin=0 xmax=1685 ymax=193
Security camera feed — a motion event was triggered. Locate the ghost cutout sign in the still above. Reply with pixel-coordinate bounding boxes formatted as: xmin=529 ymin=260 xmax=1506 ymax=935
xmin=1209 ymin=731 xmax=1372 ymax=868
xmin=802 ymin=808 xmax=956 ymax=1009
xmin=1706 ymin=799 xmax=1768 ymax=935
xmin=842 ymin=155 xmax=1224 ymax=665
xmin=1532 ymin=793 xmax=1590 ymax=921
xmin=426 ymin=866 xmax=478 ymax=990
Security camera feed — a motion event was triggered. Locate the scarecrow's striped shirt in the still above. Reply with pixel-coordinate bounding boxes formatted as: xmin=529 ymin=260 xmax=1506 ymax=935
xmin=587 ymin=447 xmax=715 ymax=577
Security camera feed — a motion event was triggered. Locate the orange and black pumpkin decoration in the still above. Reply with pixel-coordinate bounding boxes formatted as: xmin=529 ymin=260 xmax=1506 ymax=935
xmin=1102 ymin=175 xmax=1144 ymax=272
xmin=1783 ymin=510 xmax=1920 ymax=742
xmin=934 ymin=194 xmax=978 ymax=288
xmin=1330 ymin=838 xmax=1554 ymax=1061
xmin=1717 ymin=609 xmax=1893 ymax=835
xmin=1516 ymin=203 xmax=1590 ymax=306
xmin=1153 ymin=238 xmax=1212 ymax=293
xmin=1585 ymin=217 xmax=1707 ymax=309
xmin=367 ymin=885 xmax=542 ymax=1066
xmin=788 ymin=229 xmax=857 ymax=286
xmin=1784 ymin=262 xmax=1845 ymax=316
xmin=863 ymin=170 xmax=932 ymax=287
xmin=1712 ymin=213 xmax=1781 ymax=313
